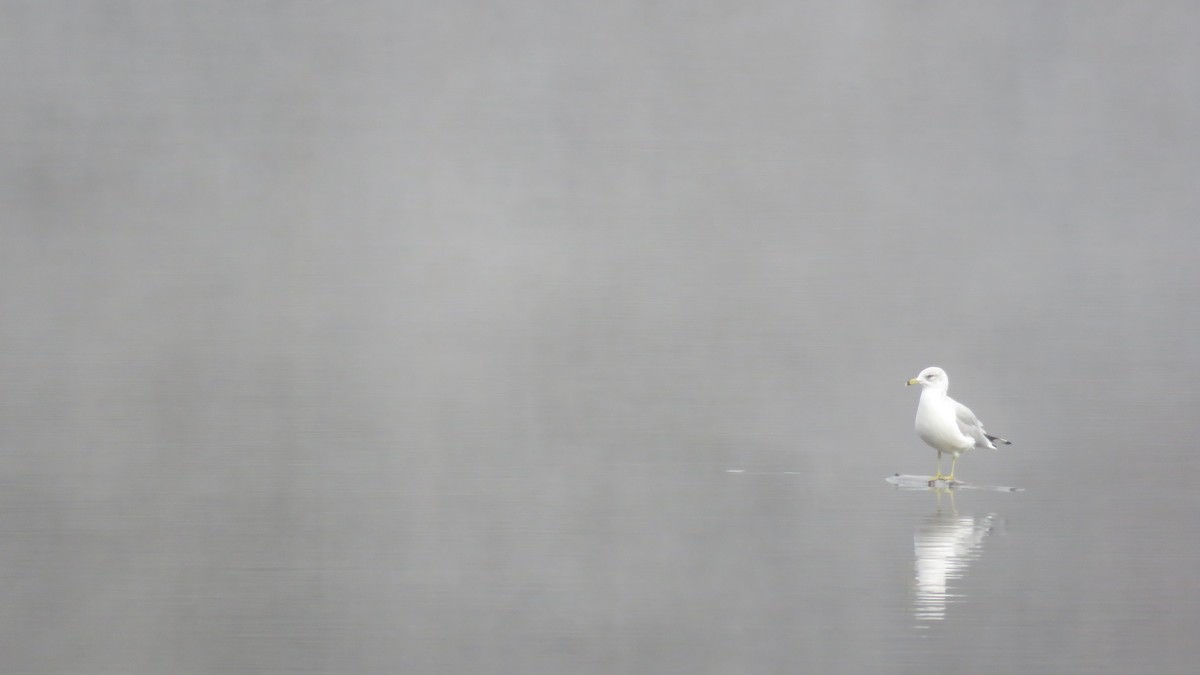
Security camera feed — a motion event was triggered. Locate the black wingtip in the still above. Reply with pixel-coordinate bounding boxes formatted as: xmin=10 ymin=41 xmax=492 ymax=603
xmin=986 ymin=434 xmax=1012 ymax=445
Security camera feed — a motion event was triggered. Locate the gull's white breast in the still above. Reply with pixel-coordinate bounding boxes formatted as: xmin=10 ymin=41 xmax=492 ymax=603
xmin=915 ymin=390 xmax=974 ymax=455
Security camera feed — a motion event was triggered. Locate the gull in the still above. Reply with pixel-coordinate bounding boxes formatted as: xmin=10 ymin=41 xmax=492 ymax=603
xmin=906 ymin=367 xmax=1010 ymax=483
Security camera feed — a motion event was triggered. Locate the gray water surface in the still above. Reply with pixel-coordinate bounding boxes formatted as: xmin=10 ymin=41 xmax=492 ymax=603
xmin=2 ymin=3 xmax=1199 ymax=673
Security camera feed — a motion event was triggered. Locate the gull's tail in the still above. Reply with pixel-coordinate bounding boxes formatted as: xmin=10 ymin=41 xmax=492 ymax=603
xmin=985 ymin=433 xmax=1011 ymax=445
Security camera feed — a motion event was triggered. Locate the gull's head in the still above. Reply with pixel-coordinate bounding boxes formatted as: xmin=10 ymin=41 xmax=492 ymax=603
xmin=907 ymin=366 xmax=949 ymax=391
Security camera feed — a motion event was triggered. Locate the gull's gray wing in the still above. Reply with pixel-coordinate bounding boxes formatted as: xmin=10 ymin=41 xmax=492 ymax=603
xmin=949 ymin=397 xmax=1010 ymax=449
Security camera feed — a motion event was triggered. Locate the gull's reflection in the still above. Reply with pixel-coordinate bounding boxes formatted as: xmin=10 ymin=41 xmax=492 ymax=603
xmin=911 ymin=488 xmax=1000 ymax=624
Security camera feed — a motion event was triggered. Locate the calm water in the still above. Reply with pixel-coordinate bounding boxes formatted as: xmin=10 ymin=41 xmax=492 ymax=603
xmin=3 ymin=3 xmax=1200 ymax=673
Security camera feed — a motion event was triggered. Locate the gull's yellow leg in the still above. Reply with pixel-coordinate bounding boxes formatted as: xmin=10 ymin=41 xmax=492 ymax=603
xmin=944 ymin=455 xmax=958 ymax=483
xmin=930 ymin=453 xmax=947 ymax=485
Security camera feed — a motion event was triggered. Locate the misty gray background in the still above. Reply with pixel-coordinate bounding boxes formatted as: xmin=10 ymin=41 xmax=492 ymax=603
xmin=2 ymin=2 xmax=1199 ymax=673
